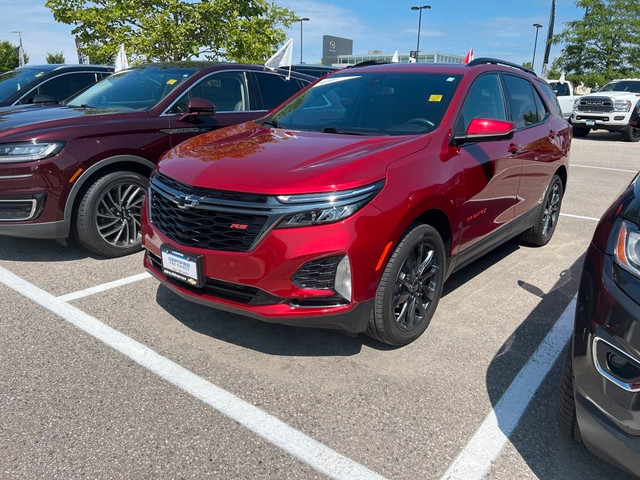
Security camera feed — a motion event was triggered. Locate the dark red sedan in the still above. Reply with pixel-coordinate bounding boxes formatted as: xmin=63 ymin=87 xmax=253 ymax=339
xmin=142 ymin=59 xmax=571 ymax=345
xmin=0 ymin=63 xmax=313 ymax=256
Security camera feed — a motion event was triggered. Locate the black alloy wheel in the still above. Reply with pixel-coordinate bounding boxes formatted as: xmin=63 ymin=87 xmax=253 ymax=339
xmin=622 ymin=124 xmax=640 ymax=142
xmin=367 ymin=223 xmax=446 ymax=346
xmin=75 ymin=171 xmax=148 ymax=257
xmin=519 ymin=174 xmax=563 ymax=247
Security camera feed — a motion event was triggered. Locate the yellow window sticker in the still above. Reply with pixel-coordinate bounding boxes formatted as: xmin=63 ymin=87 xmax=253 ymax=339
xmin=166 ymin=79 xmax=177 ymax=85
xmin=35 ymin=72 xmax=44 ymax=78
xmin=429 ymin=94 xmax=443 ymax=102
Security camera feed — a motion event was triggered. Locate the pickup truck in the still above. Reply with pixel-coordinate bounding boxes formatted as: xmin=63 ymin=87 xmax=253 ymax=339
xmin=570 ymin=78 xmax=640 ymax=142
xmin=548 ymin=79 xmax=575 ymax=119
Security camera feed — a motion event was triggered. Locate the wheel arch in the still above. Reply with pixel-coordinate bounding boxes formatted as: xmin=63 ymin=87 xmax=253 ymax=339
xmin=64 ymin=155 xmax=155 ymax=221
xmin=555 ymin=164 xmax=568 ymax=192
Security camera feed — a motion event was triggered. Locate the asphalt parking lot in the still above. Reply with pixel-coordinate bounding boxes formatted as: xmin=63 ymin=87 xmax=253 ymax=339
xmin=1 ymin=132 xmax=638 ymax=479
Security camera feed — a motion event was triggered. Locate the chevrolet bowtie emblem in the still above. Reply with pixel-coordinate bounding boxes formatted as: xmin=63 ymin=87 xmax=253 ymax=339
xmin=173 ymin=193 xmax=201 ymax=209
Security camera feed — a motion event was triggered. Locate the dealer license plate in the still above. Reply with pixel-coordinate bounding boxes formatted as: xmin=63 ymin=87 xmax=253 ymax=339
xmin=585 ymin=119 xmax=595 ymax=126
xmin=161 ymin=245 xmax=203 ymax=287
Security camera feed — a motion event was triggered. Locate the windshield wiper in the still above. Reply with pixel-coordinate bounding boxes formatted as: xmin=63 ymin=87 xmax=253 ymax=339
xmin=322 ymin=126 xmax=366 ymax=135
xmin=261 ymin=119 xmax=279 ymax=128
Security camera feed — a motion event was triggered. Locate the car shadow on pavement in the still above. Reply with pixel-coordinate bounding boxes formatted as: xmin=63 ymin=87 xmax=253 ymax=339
xmin=154 ymin=240 xmax=526 ymax=356
xmin=575 ymin=131 xmax=623 ymax=142
xmin=484 ymin=254 xmax=635 ymax=479
xmin=0 ymin=236 xmax=96 ymax=262
xmin=155 ymin=284 xmax=380 ymax=356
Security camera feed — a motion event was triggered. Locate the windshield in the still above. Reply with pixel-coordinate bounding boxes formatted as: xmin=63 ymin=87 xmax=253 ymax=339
xmin=265 ymin=72 xmax=462 ymax=136
xmin=0 ymin=68 xmax=49 ymax=102
xmin=599 ymin=80 xmax=640 ymax=94
xmin=67 ymin=66 xmax=198 ymax=111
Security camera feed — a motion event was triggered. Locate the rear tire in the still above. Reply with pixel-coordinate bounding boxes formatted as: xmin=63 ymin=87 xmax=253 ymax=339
xmin=622 ymin=124 xmax=640 ymax=142
xmin=572 ymin=126 xmax=589 ymax=138
xmin=558 ymin=347 xmax=581 ymax=441
xmin=75 ymin=171 xmax=148 ymax=257
xmin=366 ymin=223 xmax=446 ymax=346
xmin=519 ymin=174 xmax=563 ymax=247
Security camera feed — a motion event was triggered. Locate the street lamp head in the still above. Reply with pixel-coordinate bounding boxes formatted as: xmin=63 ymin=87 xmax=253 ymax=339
xmin=298 ymin=17 xmax=309 ymax=21
xmin=411 ymin=5 xmax=431 ymax=10
xmin=533 ymin=23 xmax=542 ymax=28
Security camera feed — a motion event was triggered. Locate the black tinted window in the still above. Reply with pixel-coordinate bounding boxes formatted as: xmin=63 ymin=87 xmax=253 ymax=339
xmin=19 ymin=72 xmax=98 ymax=104
xmin=268 ymin=72 xmax=461 ymax=136
xmin=458 ymin=73 xmax=506 ymax=131
xmin=253 ymin=72 xmax=308 ymax=110
xmin=168 ymin=72 xmax=248 ymax=114
xmin=503 ymin=74 xmax=540 ymax=128
xmin=538 ymin=81 xmax=562 ymax=116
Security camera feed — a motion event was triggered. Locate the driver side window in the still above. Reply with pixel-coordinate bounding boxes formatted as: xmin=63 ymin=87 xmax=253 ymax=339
xmin=457 ymin=74 xmax=507 ymax=132
xmin=167 ymin=72 xmax=248 ymax=114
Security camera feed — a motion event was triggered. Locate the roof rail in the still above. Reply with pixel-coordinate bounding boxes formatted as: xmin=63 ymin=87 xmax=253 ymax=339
xmin=467 ymin=57 xmax=537 ymax=77
xmin=348 ymin=60 xmax=389 ymax=69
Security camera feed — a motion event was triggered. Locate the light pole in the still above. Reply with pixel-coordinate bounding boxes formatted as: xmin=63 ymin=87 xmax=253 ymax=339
xmin=10 ymin=30 xmax=25 ymax=66
xmin=411 ymin=5 xmax=431 ymax=62
xmin=298 ymin=17 xmax=309 ymax=64
xmin=531 ymin=23 xmax=543 ymax=72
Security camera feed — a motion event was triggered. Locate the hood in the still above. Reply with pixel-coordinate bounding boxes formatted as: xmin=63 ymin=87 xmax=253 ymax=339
xmin=158 ymin=122 xmax=429 ymax=194
xmin=583 ymin=91 xmax=640 ymax=99
xmin=0 ymin=105 xmax=125 ymax=135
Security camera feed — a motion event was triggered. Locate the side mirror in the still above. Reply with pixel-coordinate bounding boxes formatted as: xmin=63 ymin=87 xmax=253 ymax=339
xmin=179 ymin=97 xmax=216 ymax=121
xmin=452 ymin=118 xmax=516 ymax=145
xmin=29 ymin=94 xmax=58 ymax=104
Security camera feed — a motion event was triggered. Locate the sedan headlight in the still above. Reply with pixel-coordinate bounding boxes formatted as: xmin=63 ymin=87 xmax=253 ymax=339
xmin=0 ymin=141 xmax=65 ymax=163
xmin=275 ymin=180 xmax=384 ymax=228
xmin=614 ymin=100 xmax=632 ymax=112
xmin=614 ymin=220 xmax=640 ymax=276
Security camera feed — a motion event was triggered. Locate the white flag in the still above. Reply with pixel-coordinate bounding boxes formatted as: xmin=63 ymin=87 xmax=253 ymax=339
xmin=559 ymin=72 xmax=566 ymax=84
xmin=114 ymin=44 xmax=129 ymax=72
xmin=265 ymin=38 xmax=293 ymax=79
xmin=391 ymin=50 xmax=399 ymax=63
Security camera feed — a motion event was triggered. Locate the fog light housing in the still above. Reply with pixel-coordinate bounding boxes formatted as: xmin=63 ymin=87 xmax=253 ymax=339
xmin=594 ymin=337 xmax=640 ymax=391
xmin=334 ymin=255 xmax=352 ymax=301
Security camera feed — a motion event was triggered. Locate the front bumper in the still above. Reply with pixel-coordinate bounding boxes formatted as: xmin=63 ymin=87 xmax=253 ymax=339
xmin=571 ymin=112 xmax=632 ymax=131
xmin=572 ymin=243 xmax=640 ymax=476
xmin=141 ymin=199 xmax=391 ymax=334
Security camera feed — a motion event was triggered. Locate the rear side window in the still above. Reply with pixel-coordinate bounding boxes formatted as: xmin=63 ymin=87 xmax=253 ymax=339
xmin=537 ymin=81 xmax=563 ymax=117
xmin=503 ymin=74 xmax=545 ymax=128
xmin=19 ymin=72 xmax=98 ymax=104
xmin=252 ymin=72 xmax=308 ymax=110
xmin=457 ymin=73 xmax=507 ymax=132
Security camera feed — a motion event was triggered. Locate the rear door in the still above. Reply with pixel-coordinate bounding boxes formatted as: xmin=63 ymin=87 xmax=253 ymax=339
xmin=501 ymin=74 xmax=565 ymax=221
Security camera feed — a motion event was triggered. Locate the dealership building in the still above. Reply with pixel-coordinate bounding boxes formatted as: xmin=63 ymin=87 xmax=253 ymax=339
xmin=321 ymin=35 xmax=464 ymax=66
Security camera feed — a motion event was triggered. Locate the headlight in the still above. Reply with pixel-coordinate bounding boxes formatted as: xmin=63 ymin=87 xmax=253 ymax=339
xmin=614 ymin=100 xmax=632 ymax=112
xmin=614 ymin=220 xmax=640 ymax=276
xmin=0 ymin=141 xmax=65 ymax=163
xmin=275 ymin=180 xmax=384 ymax=228
xmin=573 ymin=98 xmax=582 ymax=109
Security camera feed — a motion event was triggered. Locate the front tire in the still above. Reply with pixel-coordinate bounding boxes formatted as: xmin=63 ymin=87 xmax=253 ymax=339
xmin=622 ymin=124 xmax=640 ymax=142
xmin=75 ymin=171 xmax=148 ymax=257
xmin=519 ymin=174 xmax=563 ymax=247
xmin=572 ymin=126 xmax=589 ymax=138
xmin=558 ymin=347 xmax=581 ymax=441
xmin=367 ymin=224 xmax=446 ymax=346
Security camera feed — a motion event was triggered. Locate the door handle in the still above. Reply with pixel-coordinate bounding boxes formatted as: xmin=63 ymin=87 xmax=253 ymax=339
xmin=507 ymin=143 xmax=520 ymax=154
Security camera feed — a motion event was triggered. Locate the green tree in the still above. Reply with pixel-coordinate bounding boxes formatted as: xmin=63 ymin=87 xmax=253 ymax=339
xmin=522 ymin=61 xmax=533 ymax=70
xmin=553 ymin=0 xmax=640 ymax=78
xmin=0 ymin=40 xmax=29 ymax=73
xmin=45 ymin=0 xmax=297 ymax=64
xmin=46 ymin=51 xmax=65 ymax=64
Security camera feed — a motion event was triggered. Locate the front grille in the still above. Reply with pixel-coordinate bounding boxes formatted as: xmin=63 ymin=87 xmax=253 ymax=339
xmin=577 ymin=96 xmax=613 ymax=113
xmin=147 ymin=251 xmax=280 ymax=305
xmin=149 ymin=173 xmax=271 ymax=252
xmin=291 ymin=256 xmax=343 ymax=290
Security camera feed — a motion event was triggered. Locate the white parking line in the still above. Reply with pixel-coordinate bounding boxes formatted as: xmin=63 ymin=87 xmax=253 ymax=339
xmin=57 ymin=272 xmax=152 ymax=302
xmin=570 ymin=164 xmax=637 ymax=174
xmin=0 ymin=265 xmax=386 ymax=480
xmin=560 ymin=212 xmax=600 ymax=222
xmin=440 ymin=296 xmax=576 ymax=480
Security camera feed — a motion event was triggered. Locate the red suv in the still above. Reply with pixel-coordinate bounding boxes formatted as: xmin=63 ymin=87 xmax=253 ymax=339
xmin=142 ymin=58 xmax=571 ymax=346
xmin=0 ymin=63 xmax=312 ymax=257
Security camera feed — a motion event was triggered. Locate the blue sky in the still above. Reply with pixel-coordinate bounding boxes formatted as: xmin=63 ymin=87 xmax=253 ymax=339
xmin=2 ymin=0 xmax=580 ymax=75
